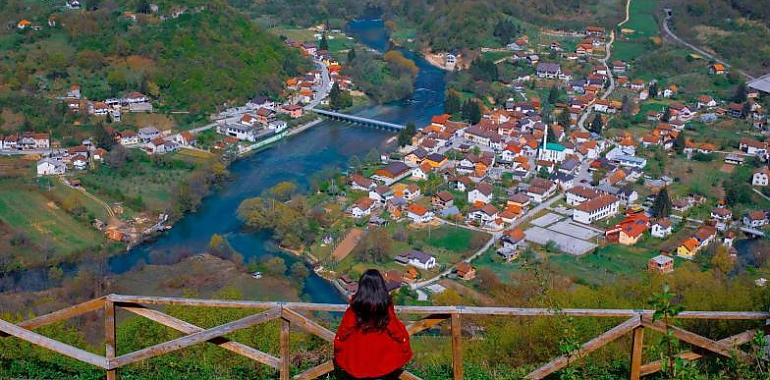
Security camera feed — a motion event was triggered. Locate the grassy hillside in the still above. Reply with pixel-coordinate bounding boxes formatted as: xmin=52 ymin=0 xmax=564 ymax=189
xmin=234 ymin=0 xmax=623 ymax=51
xmin=664 ymin=0 xmax=770 ymax=76
xmin=0 ymin=0 xmax=309 ymax=132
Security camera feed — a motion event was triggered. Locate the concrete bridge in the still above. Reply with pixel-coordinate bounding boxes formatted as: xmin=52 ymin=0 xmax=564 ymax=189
xmin=311 ymin=108 xmax=405 ymax=131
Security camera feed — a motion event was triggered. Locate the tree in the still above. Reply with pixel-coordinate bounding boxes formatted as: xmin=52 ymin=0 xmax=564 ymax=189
xmin=621 ymin=95 xmax=632 ymax=116
xmin=648 ymin=82 xmax=658 ymax=98
xmin=711 ymin=246 xmax=734 ymax=274
xmin=537 ymin=167 xmax=550 ymax=179
xmin=318 ymin=33 xmax=329 ymax=51
xmin=268 ymin=181 xmax=297 ymax=201
xmin=106 ymin=145 xmax=128 ymax=169
xmin=290 ymin=262 xmax=310 ymax=279
xmin=461 ymin=100 xmax=482 ymax=124
xmin=328 ymin=82 xmax=351 ymax=110
xmin=94 ymin=125 xmax=114 ymax=150
xmin=557 ymin=109 xmax=570 ymax=128
xmin=357 ymin=228 xmax=393 ymax=263
xmin=263 ymin=256 xmax=286 ymax=275
xmin=397 ymin=122 xmax=417 ymax=147
xmin=347 ymin=47 xmax=356 ymax=63
xmin=733 ymin=82 xmax=747 ymax=103
xmin=492 ymin=19 xmax=520 ymax=44
xmin=651 ymin=187 xmax=672 ymax=217
xmin=445 ymin=90 xmax=461 ymax=115
xmin=673 ymin=131 xmax=686 ymax=155
xmin=547 ymin=85 xmax=558 ymax=104
xmin=590 ymin=115 xmax=603 ymax=135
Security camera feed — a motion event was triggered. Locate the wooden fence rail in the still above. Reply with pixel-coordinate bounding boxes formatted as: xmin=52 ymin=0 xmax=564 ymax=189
xmin=0 ymin=294 xmax=767 ymax=380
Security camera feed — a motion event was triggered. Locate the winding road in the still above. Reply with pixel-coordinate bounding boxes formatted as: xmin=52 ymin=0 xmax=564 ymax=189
xmin=662 ymin=10 xmax=754 ymax=80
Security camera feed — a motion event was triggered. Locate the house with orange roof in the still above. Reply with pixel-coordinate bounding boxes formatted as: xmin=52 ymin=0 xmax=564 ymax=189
xmin=406 ymin=203 xmax=434 ymax=224
xmin=677 ymin=238 xmax=700 ymax=259
xmin=17 ymin=19 xmax=32 ymax=29
xmin=499 ymin=228 xmax=526 ymax=261
xmin=709 ymin=63 xmax=726 ymax=75
xmin=430 ymin=114 xmax=451 ymax=128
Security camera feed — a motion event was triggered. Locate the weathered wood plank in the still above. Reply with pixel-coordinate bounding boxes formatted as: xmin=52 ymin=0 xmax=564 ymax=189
xmin=282 ymin=308 xmax=335 ymax=342
xmin=407 ymin=314 xmax=449 ymax=336
xmin=639 ymin=329 xmax=758 ymax=376
xmin=526 ymin=317 xmax=641 ymax=380
xmin=108 ymin=295 xmax=770 ymax=319
xmin=451 ymin=313 xmax=463 ymax=380
xmin=641 ymin=318 xmax=750 ymax=361
xmin=629 ymin=327 xmax=644 ymax=380
xmin=280 ymin=318 xmax=291 ymax=380
xmin=293 ymin=360 xmax=334 ymax=380
xmin=105 ymin=300 xmax=117 ymax=380
xmin=0 ymin=318 xmax=108 ymax=369
xmin=120 ymin=304 xmax=280 ymax=369
xmin=0 ymin=297 xmax=107 ymax=337
xmin=399 ymin=371 xmax=422 ymax=380
xmin=111 ymin=307 xmax=280 ymax=368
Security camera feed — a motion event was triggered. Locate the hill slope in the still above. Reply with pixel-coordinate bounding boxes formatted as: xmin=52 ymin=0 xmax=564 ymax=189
xmin=0 ymin=0 xmax=309 ymax=133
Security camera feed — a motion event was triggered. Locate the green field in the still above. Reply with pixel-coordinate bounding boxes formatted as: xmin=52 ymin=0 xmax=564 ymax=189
xmin=0 ymin=181 xmax=105 ymax=260
xmin=77 ymin=150 xmax=199 ymax=213
xmin=622 ymin=0 xmax=660 ymax=38
xmin=612 ymin=0 xmax=661 ymax=63
xmin=547 ymin=244 xmax=659 ymax=285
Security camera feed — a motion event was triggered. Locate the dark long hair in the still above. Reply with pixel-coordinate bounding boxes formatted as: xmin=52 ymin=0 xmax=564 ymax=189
xmin=351 ymin=269 xmax=392 ymax=332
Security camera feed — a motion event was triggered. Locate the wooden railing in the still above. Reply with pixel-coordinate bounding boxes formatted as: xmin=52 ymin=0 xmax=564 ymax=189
xmin=1 ymin=294 xmax=768 ymax=380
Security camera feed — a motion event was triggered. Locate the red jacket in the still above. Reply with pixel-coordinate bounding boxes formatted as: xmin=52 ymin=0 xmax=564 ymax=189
xmin=334 ymin=304 xmax=412 ymax=378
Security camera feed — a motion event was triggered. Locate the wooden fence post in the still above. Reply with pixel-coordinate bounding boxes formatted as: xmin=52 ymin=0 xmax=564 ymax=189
xmin=451 ymin=313 xmax=463 ymax=380
xmin=629 ymin=326 xmax=644 ymax=380
xmin=280 ymin=316 xmax=291 ymax=380
xmin=105 ymin=299 xmax=117 ymax=380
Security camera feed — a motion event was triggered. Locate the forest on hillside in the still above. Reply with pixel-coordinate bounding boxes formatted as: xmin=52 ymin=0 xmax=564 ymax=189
xmin=0 ymin=0 xmax=309 ymax=133
xmin=664 ymin=0 xmax=770 ymax=76
xmin=232 ymin=0 xmax=623 ymax=51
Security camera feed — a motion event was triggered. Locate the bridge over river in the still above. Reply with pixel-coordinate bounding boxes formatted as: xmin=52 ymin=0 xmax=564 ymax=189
xmin=311 ymin=108 xmax=405 ymax=131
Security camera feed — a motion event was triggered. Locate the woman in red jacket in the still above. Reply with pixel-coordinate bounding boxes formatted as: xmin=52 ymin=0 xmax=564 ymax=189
xmin=334 ymin=269 xmax=413 ymax=379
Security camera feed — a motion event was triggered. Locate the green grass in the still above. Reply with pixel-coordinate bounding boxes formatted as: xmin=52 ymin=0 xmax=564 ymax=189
xmin=622 ymin=0 xmax=660 ymax=38
xmin=547 ymin=244 xmax=658 ymax=285
xmin=77 ymin=150 xmax=198 ymax=213
xmin=0 ymin=181 xmax=105 ymax=259
xmin=415 ymin=226 xmax=486 ymax=254
xmin=612 ymin=40 xmax=654 ymax=63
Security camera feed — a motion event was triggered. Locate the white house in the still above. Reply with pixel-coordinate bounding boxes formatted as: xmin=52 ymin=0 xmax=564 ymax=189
xmin=219 ymin=124 xmax=256 ymax=142
xmin=349 ymin=198 xmax=375 ymax=218
xmin=71 ymin=155 xmax=88 ymax=170
xmin=468 ymin=204 xmax=499 ymax=224
xmin=744 ymin=211 xmax=769 ymax=228
xmin=753 ymin=167 xmax=770 ymax=187
xmin=566 ymin=186 xmax=601 ymax=206
xmin=573 ymin=195 xmax=619 ymax=224
xmin=138 ymin=127 xmax=161 ymax=142
xmin=36 ymin=158 xmax=66 ymax=176
xmin=406 ymin=204 xmax=434 ymax=224
xmin=651 ymin=219 xmax=672 ymax=238
xmin=395 ymin=250 xmax=437 ymax=270
xmin=468 ymin=182 xmax=493 ymax=204
xmin=119 ymin=131 xmax=140 ymax=145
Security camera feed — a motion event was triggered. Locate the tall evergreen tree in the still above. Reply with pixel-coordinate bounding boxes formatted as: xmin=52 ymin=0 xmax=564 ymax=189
xmin=319 ymin=33 xmax=329 ymax=51
xmin=648 ymin=82 xmax=658 ymax=99
xmin=461 ymin=100 xmax=482 ymax=124
xmin=661 ymin=107 xmax=671 ymax=122
xmin=651 ymin=187 xmax=672 ymax=217
xmin=548 ymin=85 xmax=558 ymax=104
xmin=673 ymin=131 xmax=686 ymax=154
xmin=397 ymin=122 xmax=417 ymax=147
xmin=590 ymin=115 xmax=603 ymax=134
xmin=347 ymin=47 xmax=356 ymax=62
xmin=733 ymin=82 xmax=747 ymax=103
xmin=621 ymin=95 xmax=632 ymax=116
xmin=445 ymin=90 xmax=461 ymax=115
